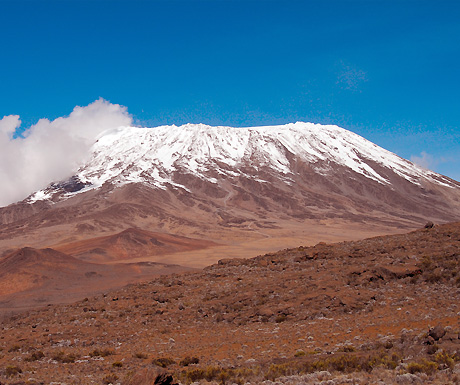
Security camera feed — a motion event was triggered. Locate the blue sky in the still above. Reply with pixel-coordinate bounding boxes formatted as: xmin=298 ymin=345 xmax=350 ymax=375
xmin=1 ymin=0 xmax=459 ymax=181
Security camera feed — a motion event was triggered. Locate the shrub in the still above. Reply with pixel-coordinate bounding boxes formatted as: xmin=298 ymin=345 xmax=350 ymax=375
xmin=180 ymin=356 xmax=200 ymax=366
xmin=265 ymin=363 xmax=290 ymax=381
xmin=420 ymin=256 xmax=433 ymax=270
xmin=304 ymin=352 xmax=401 ymax=375
xmin=326 ymin=354 xmax=363 ymax=372
xmin=52 ymin=351 xmax=77 ymax=363
xmin=407 ymin=359 xmax=437 ymax=375
xmin=410 ymin=275 xmax=419 ymax=284
xmin=112 ymin=361 xmax=123 ymax=368
xmin=184 ymin=368 xmax=206 ymax=383
xmin=5 ymin=365 xmax=22 ymax=377
xmin=339 ymin=345 xmax=356 ymax=352
xmin=152 ymin=357 xmax=176 ymax=368
xmin=89 ymin=348 xmax=114 ymax=357
xmin=383 ymin=341 xmax=394 ymax=349
xmin=102 ymin=374 xmax=119 ymax=384
xmin=368 ymin=352 xmax=401 ymax=370
xmin=434 ymin=350 xmax=455 ymax=370
xmin=275 ymin=314 xmax=287 ymax=323
xmin=204 ymin=366 xmax=229 ymax=383
xmin=134 ymin=352 xmax=148 ymax=359
xmin=8 ymin=345 xmax=21 ymax=352
xmin=425 ymin=270 xmax=443 ymax=283
xmin=182 ymin=366 xmax=260 ymax=384
xmin=25 ymin=350 xmax=45 ymax=362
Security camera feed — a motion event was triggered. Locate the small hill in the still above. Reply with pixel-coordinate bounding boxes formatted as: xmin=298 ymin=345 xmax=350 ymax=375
xmin=0 ymin=247 xmax=93 ymax=296
xmin=53 ymin=227 xmax=218 ymax=263
xmin=0 ymin=247 xmax=83 ymax=272
xmin=0 ymin=247 xmax=194 ymax=313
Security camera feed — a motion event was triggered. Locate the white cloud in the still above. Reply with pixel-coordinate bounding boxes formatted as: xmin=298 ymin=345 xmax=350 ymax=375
xmin=410 ymin=151 xmax=438 ymax=171
xmin=0 ymin=115 xmax=21 ymax=137
xmin=0 ymin=98 xmax=132 ymax=207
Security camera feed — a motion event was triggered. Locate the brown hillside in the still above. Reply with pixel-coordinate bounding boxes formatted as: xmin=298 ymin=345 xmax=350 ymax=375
xmin=53 ymin=227 xmax=218 ymax=263
xmin=1 ymin=223 xmax=459 ymax=384
xmin=0 ymin=247 xmax=194 ymax=314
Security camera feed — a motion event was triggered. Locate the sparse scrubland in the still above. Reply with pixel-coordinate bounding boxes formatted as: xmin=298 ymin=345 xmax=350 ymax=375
xmin=1 ymin=222 xmax=460 ymax=384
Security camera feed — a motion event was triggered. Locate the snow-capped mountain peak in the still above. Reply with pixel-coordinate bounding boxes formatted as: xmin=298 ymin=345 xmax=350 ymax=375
xmin=29 ymin=122 xmax=456 ymax=203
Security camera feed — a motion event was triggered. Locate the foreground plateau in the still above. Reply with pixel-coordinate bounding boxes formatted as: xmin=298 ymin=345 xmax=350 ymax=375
xmin=1 ymin=222 xmax=460 ymax=384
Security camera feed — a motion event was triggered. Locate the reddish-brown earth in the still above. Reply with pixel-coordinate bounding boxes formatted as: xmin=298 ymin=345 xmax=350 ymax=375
xmin=0 ymin=181 xmax=425 ymax=311
xmin=1 ymin=153 xmax=460 ymax=312
xmin=1 ymin=222 xmax=459 ymax=384
xmin=53 ymin=228 xmax=217 ymax=263
xmin=0 ymin=247 xmax=194 ymax=315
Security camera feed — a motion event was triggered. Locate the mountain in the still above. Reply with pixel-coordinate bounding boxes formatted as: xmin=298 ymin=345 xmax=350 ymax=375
xmin=1 ymin=121 xmax=460 ymax=319
xmin=27 ymin=123 xmax=460 ymax=219
xmin=1 ymin=123 xmax=460 ymax=256
xmin=1 ymin=122 xmax=460 ymax=267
